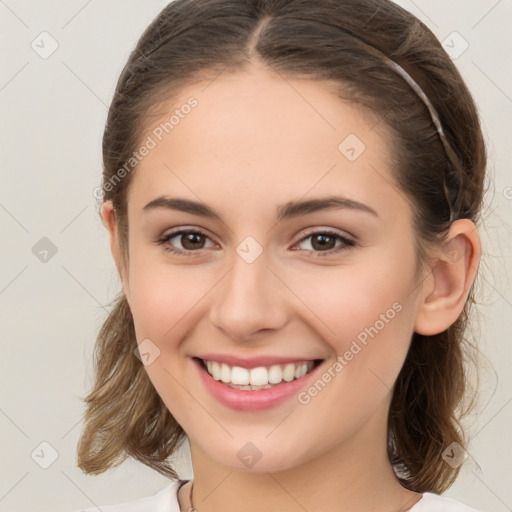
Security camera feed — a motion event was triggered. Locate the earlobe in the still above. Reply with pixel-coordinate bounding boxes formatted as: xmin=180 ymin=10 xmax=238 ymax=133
xmin=100 ymin=201 xmax=130 ymax=300
xmin=414 ymin=219 xmax=481 ymax=336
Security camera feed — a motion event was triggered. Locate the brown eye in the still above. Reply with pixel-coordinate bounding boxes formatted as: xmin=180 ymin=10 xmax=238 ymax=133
xmin=295 ymin=230 xmax=355 ymax=257
xmin=180 ymin=232 xmax=207 ymax=250
xmin=310 ymin=233 xmax=337 ymax=251
xmin=157 ymin=229 xmax=216 ymax=255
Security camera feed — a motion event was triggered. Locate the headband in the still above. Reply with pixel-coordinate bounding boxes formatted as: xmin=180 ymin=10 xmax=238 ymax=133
xmin=382 ymin=57 xmax=463 ymax=223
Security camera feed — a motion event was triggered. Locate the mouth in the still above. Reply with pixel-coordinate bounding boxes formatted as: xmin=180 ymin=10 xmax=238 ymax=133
xmin=194 ymin=357 xmax=324 ymax=391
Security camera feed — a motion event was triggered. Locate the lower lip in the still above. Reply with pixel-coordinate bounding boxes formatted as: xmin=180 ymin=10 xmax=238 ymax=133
xmin=192 ymin=357 xmax=324 ymax=411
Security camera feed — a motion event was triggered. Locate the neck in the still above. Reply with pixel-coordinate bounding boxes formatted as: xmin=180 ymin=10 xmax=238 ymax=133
xmin=180 ymin=400 xmax=422 ymax=512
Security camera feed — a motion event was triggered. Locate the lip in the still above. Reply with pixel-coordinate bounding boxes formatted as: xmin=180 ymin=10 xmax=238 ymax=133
xmin=194 ymin=353 xmax=320 ymax=369
xmin=192 ymin=356 xmax=325 ymax=411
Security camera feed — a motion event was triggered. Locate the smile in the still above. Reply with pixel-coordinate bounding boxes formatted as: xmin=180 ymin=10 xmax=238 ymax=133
xmin=199 ymin=358 xmax=320 ymax=390
xmin=192 ymin=356 xmax=325 ymax=411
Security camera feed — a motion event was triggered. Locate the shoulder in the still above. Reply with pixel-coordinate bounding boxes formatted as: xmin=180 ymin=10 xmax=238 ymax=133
xmin=72 ymin=479 xmax=183 ymax=512
xmin=409 ymin=492 xmax=482 ymax=512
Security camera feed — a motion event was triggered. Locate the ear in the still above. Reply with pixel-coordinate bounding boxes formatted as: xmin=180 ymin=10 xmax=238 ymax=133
xmin=100 ymin=201 xmax=130 ymax=301
xmin=414 ymin=219 xmax=481 ymax=336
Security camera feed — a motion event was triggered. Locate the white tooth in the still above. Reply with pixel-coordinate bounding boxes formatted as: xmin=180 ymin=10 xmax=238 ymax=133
xmin=282 ymin=363 xmax=295 ymax=382
xmin=220 ymin=363 xmax=231 ymax=383
xmin=228 ymin=383 xmax=274 ymax=391
xmin=250 ymin=367 xmax=269 ymax=386
xmin=268 ymin=364 xmax=283 ymax=384
xmin=211 ymin=361 xmax=221 ymax=380
xmin=207 ymin=360 xmax=316 ymax=386
xmin=231 ymin=366 xmax=250 ymax=385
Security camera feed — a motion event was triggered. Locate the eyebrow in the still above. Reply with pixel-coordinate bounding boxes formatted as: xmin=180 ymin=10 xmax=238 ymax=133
xmin=142 ymin=195 xmax=379 ymax=222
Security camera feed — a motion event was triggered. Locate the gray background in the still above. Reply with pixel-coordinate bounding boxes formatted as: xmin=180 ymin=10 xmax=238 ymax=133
xmin=0 ymin=1 xmax=511 ymax=511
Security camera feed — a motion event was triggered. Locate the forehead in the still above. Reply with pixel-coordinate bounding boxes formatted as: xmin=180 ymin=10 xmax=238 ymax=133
xmin=128 ymin=66 xmax=407 ymax=225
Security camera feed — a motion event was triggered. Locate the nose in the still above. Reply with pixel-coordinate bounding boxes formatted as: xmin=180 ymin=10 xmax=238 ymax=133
xmin=208 ymin=251 xmax=289 ymax=342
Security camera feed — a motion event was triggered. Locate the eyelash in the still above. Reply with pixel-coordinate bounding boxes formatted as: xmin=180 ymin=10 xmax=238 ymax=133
xmin=156 ymin=228 xmax=356 ymax=258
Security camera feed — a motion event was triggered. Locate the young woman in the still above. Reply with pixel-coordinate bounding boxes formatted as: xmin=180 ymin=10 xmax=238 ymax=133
xmin=76 ymin=0 xmax=486 ymax=510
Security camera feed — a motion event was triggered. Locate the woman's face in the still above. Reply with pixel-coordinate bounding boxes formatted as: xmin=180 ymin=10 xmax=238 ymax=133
xmin=108 ymin=64 xmax=428 ymax=472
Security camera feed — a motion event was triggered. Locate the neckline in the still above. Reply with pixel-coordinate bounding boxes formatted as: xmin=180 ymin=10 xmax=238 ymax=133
xmin=406 ymin=493 xmax=424 ymax=510
xmin=177 ymin=479 xmax=192 ymax=510
xmin=175 ymin=480 xmax=424 ymax=511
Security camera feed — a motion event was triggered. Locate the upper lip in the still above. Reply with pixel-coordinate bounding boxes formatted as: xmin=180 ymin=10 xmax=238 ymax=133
xmin=194 ymin=353 xmax=323 ymax=369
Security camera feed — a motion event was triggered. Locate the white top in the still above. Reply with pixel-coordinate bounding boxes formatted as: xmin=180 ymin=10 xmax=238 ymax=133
xmin=75 ymin=479 xmax=481 ymax=512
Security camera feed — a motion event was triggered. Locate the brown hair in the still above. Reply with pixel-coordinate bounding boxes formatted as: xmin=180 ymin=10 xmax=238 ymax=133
xmin=78 ymin=0 xmax=488 ymax=493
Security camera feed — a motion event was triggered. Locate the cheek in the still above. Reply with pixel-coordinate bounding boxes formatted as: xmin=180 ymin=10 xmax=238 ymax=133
xmin=127 ymin=251 xmax=207 ymax=341
xmin=126 ymin=258 xmax=203 ymax=419
xmin=285 ymin=247 xmax=416 ymax=401
xmin=284 ymin=254 xmax=414 ymax=350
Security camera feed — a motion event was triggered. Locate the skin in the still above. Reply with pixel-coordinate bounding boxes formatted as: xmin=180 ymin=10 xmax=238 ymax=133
xmin=101 ymin=62 xmax=481 ymax=512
